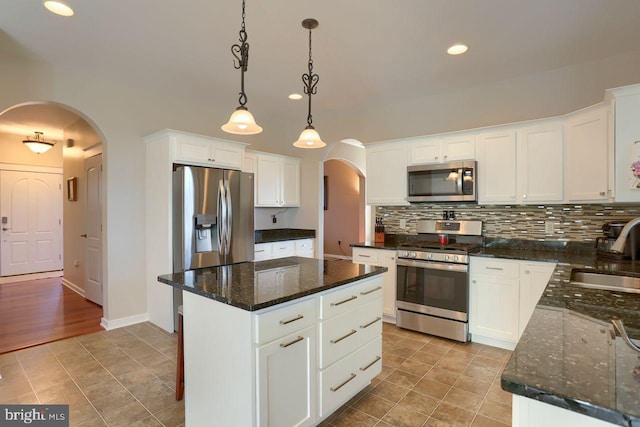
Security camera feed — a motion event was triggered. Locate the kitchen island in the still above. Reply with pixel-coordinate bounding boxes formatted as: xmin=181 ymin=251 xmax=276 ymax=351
xmin=474 ymin=241 xmax=640 ymax=427
xmin=158 ymin=257 xmax=386 ymax=427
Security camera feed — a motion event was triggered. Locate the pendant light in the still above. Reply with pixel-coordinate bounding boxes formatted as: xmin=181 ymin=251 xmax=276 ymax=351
xmin=221 ymin=0 xmax=262 ymax=135
xmin=293 ymin=18 xmax=326 ymax=149
xmin=23 ymin=131 xmax=55 ymax=154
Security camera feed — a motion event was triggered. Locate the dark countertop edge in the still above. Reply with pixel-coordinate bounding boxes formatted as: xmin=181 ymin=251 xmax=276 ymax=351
xmin=255 ymin=228 xmax=316 ymax=244
xmin=256 ymin=235 xmax=315 ymax=243
xmin=158 ymin=267 xmax=387 ymax=312
xmin=501 ymin=378 xmax=636 ymax=427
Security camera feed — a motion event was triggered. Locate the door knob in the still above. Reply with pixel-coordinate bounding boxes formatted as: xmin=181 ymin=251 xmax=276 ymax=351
xmin=81 ymin=234 xmax=87 ymax=238
xmin=2 ymin=227 xmax=10 ymax=231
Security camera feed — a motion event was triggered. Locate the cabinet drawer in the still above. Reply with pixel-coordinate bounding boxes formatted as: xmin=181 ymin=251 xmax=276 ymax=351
xmin=470 ymin=257 xmax=519 ymax=278
xmin=319 ymin=276 xmax=383 ymax=320
xmin=352 ymin=248 xmax=379 ymax=264
xmin=319 ymin=336 xmax=382 ymax=417
xmin=254 ymin=243 xmax=272 ymax=261
xmin=319 ymin=298 xmax=383 ymax=368
xmin=272 ymin=241 xmax=295 ymax=259
xmin=254 ymin=298 xmax=316 ymax=345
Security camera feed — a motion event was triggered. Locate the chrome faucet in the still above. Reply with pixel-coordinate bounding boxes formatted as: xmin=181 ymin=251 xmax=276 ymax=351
xmin=610 ymin=217 xmax=640 ymax=253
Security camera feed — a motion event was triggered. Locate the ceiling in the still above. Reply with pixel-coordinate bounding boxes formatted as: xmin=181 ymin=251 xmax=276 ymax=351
xmin=2 ymin=0 xmax=640 ymax=145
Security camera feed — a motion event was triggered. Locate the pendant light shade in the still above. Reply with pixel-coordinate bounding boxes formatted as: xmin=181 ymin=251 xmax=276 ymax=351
xmin=221 ymin=0 xmax=262 ymax=135
xmin=293 ymin=18 xmax=326 ymax=149
xmin=23 ymin=131 xmax=55 ymax=154
xmin=293 ymin=126 xmax=325 ymax=148
xmin=222 ymin=107 xmax=262 ymax=135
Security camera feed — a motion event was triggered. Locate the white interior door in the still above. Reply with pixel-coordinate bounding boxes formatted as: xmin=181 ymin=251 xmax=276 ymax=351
xmin=84 ymin=154 xmax=103 ymax=305
xmin=0 ymin=170 xmax=63 ymax=276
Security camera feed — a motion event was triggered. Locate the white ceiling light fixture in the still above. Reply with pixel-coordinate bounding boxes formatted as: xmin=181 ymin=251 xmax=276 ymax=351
xmin=43 ymin=0 xmax=74 ymax=17
xmin=23 ymin=131 xmax=55 ymax=154
xmin=293 ymin=18 xmax=326 ymax=149
xmin=221 ymin=0 xmax=262 ymax=135
xmin=447 ymin=44 xmax=469 ymax=55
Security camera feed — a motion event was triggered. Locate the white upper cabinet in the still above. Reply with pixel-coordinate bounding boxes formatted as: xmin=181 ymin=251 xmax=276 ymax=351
xmin=517 ymin=122 xmax=564 ymax=203
xmin=255 ymin=152 xmax=301 ymax=207
xmin=366 ymin=141 xmax=409 ymax=205
xmin=408 ymin=134 xmax=475 ymax=165
xmin=477 ymin=130 xmax=517 ymax=204
xmin=564 ymin=105 xmax=612 ymax=202
xmin=173 ymin=131 xmax=245 ymax=170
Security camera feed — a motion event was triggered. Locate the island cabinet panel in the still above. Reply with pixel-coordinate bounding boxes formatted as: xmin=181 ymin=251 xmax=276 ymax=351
xmin=256 ymin=325 xmax=317 ymax=427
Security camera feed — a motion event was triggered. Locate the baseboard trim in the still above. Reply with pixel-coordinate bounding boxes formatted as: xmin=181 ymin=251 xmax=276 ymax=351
xmin=100 ymin=313 xmax=149 ymax=331
xmin=61 ymin=279 xmax=85 ymax=297
xmin=0 ymin=271 xmax=63 ymax=284
xmin=470 ymin=334 xmax=517 ymax=351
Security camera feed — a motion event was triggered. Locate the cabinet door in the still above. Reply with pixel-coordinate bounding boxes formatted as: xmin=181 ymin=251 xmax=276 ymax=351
xmin=295 ymin=239 xmax=315 ymax=258
xmin=271 ymin=241 xmax=295 ymax=259
xmin=470 ymin=273 xmax=519 ymax=343
xmin=518 ymin=262 xmax=555 ymax=338
xmin=281 ymin=157 xmax=301 ymax=207
xmin=174 ymin=134 xmax=212 ymax=165
xmin=210 ymin=140 xmax=244 ymax=169
xmin=408 ymin=138 xmax=441 ymax=164
xmin=565 ymin=107 xmax=610 ymax=201
xmin=378 ymin=251 xmax=397 ymax=319
xmin=517 ymin=124 xmax=564 ymax=203
xmin=366 ymin=142 xmax=409 ymax=205
xmin=256 ymin=155 xmax=282 ymax=206
xmin=442 ymin=135 xmax=476 ymax=162
xmin=256 ymin=326 xmax=316 ymax=427
xmin=255 ymin=243 xmax=272 ymax=261
xmin=477 ymin=131 xmax=517 ymax=204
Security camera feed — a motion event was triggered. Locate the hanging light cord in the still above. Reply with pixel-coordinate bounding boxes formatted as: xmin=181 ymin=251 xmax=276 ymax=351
xmin=231 ymin=0 xmax=249 ymax=107
xmin=302 ymin=26 xmax=319 ymax=128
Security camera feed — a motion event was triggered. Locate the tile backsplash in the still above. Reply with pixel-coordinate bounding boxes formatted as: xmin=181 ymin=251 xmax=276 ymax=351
xmin=377 ymin=204 xmax=640 ymax=242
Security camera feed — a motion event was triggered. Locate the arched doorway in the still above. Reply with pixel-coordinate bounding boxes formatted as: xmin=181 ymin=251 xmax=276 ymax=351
xmin=0 ymin=101 xmax=107 ymax=351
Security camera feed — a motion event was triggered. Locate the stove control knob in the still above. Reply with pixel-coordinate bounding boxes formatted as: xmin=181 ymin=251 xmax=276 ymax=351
xmin=453 ymin=256 xmax=459 ymax=262
xmin=427 ymin=253 xmax=433 ymax=260
xmin=402 ymin=251 xmax=409 ymax=258
xmin=411 ymin=252 xmax=417 ymax=258
xmin=444 ymin=255 xmax=450 ymax=261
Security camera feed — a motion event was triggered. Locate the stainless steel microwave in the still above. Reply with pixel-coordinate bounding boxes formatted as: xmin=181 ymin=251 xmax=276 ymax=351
xmin=407 ymin=161 xmax=477 ymax=203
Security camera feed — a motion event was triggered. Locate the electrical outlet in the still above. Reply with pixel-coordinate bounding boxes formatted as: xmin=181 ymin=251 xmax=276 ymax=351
xmin=338 ymin=240 xmax=342 ymax=246
xmin=272 ymin=215 xmax=277 ymax=224
xmin=399 ymin=219 xmax=406 ymax=229
xmin=545 ymin=221 xmax=554 ymax=235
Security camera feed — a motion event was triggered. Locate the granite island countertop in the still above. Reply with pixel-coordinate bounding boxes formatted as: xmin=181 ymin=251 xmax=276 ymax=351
xmin=157 ymin=256 xmax=386 ymax=311
xmin=475 ymin=241 xmax=640 ymax=427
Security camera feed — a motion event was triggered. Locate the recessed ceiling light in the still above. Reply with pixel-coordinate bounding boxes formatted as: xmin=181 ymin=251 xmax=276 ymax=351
xmin=447 ymin=44 xmax=468 ymax=55
xmin=43 ymin=0 xmax=74 ymax=16
xmin=288 ymin=93 xmax=303 ymax=100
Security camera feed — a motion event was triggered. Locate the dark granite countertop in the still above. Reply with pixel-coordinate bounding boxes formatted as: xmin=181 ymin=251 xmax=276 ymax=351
xmin=477 ymin=240 xmax=640 ymax=427
xmin=255 ymin=228 xmax=316 ymax=244
xmin=157 ymin=257 xmax=386 ymax=312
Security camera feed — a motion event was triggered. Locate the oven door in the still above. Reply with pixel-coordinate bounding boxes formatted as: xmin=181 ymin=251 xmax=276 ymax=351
xmin=396 ymin=258 xmax=469 ymax=321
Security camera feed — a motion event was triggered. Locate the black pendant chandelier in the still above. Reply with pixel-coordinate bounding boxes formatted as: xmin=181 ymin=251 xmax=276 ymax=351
xmin=221 ymin=0 xmax=262 ymax=135
xmin=293 ymin=18 xmax=326 ymax=148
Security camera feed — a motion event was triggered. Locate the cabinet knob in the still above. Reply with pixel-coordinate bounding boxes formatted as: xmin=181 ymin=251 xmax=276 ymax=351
xmin=435 ymin=156 xmax=439 ymax=160
xmin=472 ymin=280 xmax=476 ymax=284
xmin=443 ymin=155 xmax=448 ymax=159
xmin=523 ymin=194 xmax=527 ymax=199
xmin=599 ymin=191 xmax=606 ymax=197
xmin=525 ymin=270 xmax=530 ymax=275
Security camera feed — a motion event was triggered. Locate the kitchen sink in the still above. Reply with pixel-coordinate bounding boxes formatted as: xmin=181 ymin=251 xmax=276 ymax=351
xmin=569 ymin=271 xmax=640 ymax=294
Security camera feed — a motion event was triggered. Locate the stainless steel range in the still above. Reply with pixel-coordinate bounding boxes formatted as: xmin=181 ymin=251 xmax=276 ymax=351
xmin=396 ymin=219 xmax=482 ymax=342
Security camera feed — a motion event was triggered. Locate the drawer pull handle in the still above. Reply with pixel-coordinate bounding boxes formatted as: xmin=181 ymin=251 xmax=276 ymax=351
xmin=280 ymin=314 xmax=304 ymax=325
xmin=255 ymin=250 xmax=265 ymax=253
xmin=486 ymin=267 xmax=504 ymax=271
xmin=330 ymin=373 xmax=356 ymax=392
xmin=330 ymin=329 xmax=357 ymax=344
xmin=360 ymin=317 xmax=382 ymax=329
xmin=360 ymin=356 xmax=382 ymax=372
xmin=358 ymin=254 xmax=371 ymax=258
xmin=360 ymin=286 xmax=382 ymax=296
xmin=331 ymin=295 xmax=357 ymax=307
xmin=280 ymin=336 xmax=304 ymax=348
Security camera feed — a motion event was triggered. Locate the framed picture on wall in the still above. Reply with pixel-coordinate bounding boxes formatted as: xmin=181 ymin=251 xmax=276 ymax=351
xmin=67 ymin=177 xmax=78 ymax=201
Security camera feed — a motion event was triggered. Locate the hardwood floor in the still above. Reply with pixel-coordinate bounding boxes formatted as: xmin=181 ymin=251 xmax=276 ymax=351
xmin=0 ymin=277 xmax=103 ymax=354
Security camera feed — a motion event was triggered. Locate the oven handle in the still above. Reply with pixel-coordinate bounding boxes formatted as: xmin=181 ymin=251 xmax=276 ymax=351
xmin=456 ymin=168 xmax=464 ymax=195
xmin=396 ymin=258 xmax=468 ymax=272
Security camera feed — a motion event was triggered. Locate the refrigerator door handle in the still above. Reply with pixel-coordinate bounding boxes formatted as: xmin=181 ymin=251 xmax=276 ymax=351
xmin=217 ymin=179 xmax=226 ymax=255
xmin=224 ymin=180 xmax=232 ymax=255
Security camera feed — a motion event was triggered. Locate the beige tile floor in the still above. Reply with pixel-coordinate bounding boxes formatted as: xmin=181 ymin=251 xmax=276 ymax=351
xmin=0 ymin=322 xmax=512 ymax=427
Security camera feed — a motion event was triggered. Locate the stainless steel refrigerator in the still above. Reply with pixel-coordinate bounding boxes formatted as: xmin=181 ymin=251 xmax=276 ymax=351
xmin=172 ymin=165 xmax=254 ymax=329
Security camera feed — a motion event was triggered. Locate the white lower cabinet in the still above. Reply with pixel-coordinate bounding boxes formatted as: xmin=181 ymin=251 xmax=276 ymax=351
xmin=256 ymin=325 xmax=316 ymax=427
xmin=469 ymin=257 xmax=556 ymax=349
xmin=254 ymin=238 xmax=315 ymax=261
xmin=351 ymin=247 xmax=397 ymax=321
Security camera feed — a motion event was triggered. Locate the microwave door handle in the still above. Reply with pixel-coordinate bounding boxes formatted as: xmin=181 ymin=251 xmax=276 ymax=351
xmin=456 ymin=169 xmax=463 ymax=195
